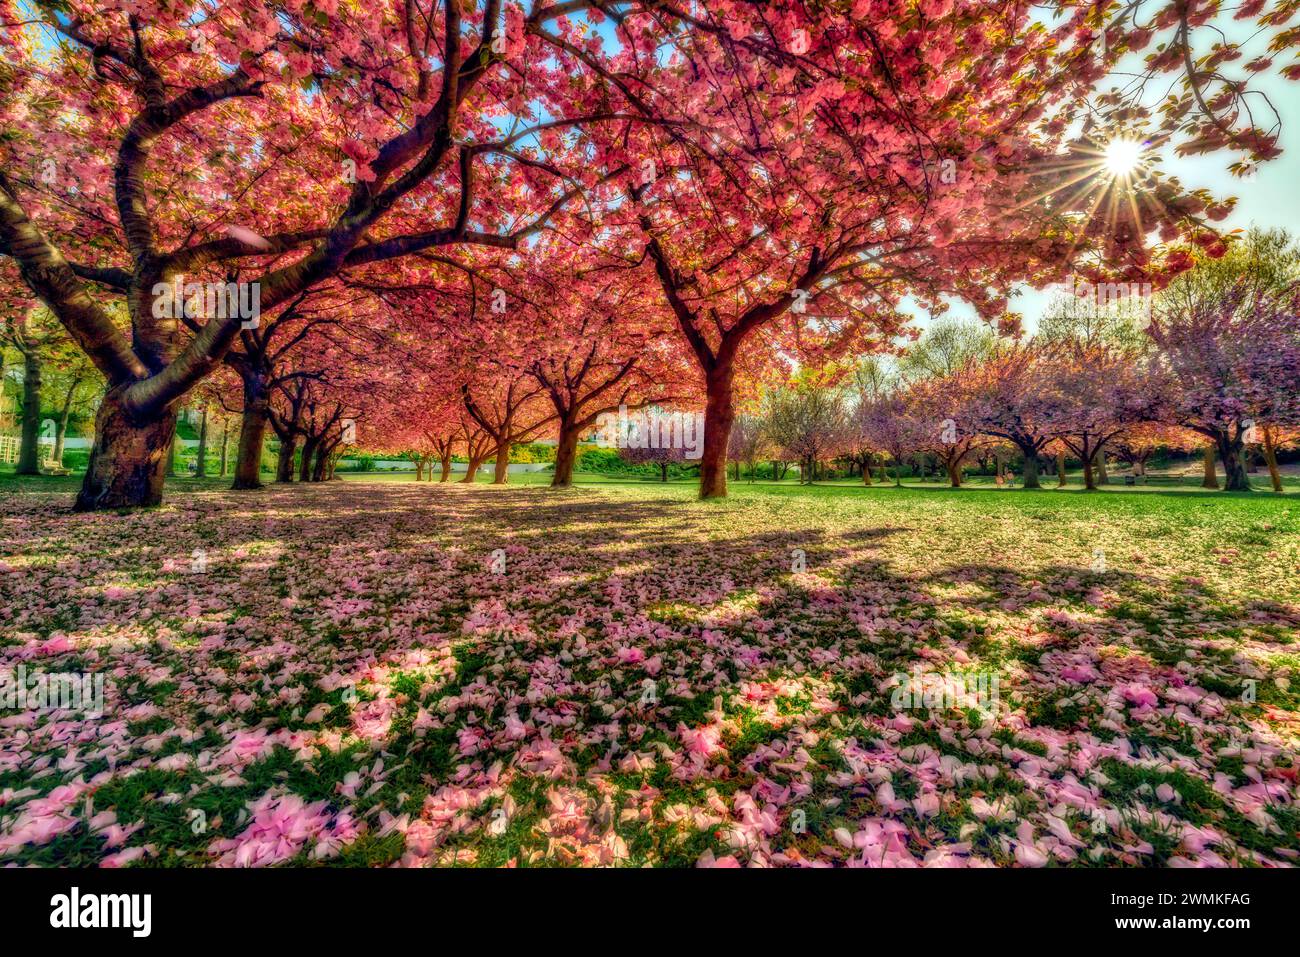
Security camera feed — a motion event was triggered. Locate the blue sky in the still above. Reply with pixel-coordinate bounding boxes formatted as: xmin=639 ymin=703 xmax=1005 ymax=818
xmin=999 ymin=69 xmax=1300 ymax=334
xmin=923 ymin=15 xmax=1300 ymax=335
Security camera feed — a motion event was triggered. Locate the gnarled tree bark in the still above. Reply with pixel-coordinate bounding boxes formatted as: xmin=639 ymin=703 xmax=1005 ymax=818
xmin=77 ymin=386 xmax=178 ymax=510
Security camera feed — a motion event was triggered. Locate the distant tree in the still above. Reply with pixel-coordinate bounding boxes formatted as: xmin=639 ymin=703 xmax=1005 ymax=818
xmin=727 ymin=414 xmax=769 ymax=482
xmin=898 ymin=320 xmax=997 ymax=383
xmin=906 ymin=373 xmax=985 ymax=488
xmin=763 ymin=386 xmax=850 ymax=485
xmin=1111 ymin=424 xmax=1159 ymax=479
xmin=40 ymin=341 xmax=104 ymax=467
xmin=1149 ymin=230 xmax=1300 ymax=491
xmin=1036 ymin=287 xmax=1150 ymax=349
xmin=963 ymin=342 xmax=1066 ymax=488
xmin=843 ymin=356 xmax=898 ymax=484
xmin=0 ymin=307 xmax=68 ymax=474
xmin=1257 ymin=425 xmax=1298 ymax=494
xmin=1044 ymin=344 xmax=1163 ymax=490
xmin=619 ymin=443 xmax=690 ymax=483
xmin=858 ymin=394 xmax=928 ymax=487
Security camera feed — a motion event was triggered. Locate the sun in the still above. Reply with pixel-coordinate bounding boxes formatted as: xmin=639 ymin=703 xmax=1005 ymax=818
xmin=1103 ymin=138 xmax=1144 ymax=177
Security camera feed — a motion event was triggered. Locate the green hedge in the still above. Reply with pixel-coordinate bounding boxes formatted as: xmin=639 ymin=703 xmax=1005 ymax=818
xmin=576 ymin=446 xmax=700 ymax=480
xmin=510 ymin=443 xmax=556 ymax=464
xmin=61 ymin=449 xmax=90 ymax=471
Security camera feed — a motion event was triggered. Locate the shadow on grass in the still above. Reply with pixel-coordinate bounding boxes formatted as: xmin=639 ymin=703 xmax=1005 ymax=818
xmin=4 ymin=478 xmax=1300 ymax=867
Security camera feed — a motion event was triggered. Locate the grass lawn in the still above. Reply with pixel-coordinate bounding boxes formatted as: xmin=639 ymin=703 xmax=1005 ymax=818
xmin=1 ymin=472 xmax=1298 ymax=867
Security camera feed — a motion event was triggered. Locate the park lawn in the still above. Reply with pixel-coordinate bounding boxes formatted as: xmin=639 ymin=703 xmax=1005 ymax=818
xmin=1 ymin=475 xmax=1298 ymax=867
xmin=7 ymin=462 xmax=1298 ymax=493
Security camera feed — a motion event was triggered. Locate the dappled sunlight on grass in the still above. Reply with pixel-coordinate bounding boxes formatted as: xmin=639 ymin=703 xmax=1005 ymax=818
xmin=1 ymin=478 xmax=1298 ymax=867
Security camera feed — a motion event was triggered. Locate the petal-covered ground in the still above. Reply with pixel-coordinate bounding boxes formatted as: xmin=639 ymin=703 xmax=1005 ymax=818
xmin=2 ymin=479 xmax=1299 ymax=867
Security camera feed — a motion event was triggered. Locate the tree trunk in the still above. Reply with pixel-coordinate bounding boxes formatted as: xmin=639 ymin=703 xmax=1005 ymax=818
xmin=1021 ymin=448 xmax=1041 ymax=489
xmin=54 ymin=378 xmax=79 ymax=468
xmin=492 ymin=444 xmax=509 ymax=484
xmin=17 ymin=350 xmax=42 ymax=475
xmin=195 ymin=406 xmax=209 ymax=477
xmin=1201 ymin=446 xmax=1219 ymax=490
xmin=276 ymin=435 xmax=297 ymax=482
xmin=439 ymin=451 xmax=452 ymax=482
xmin=698 ymin=361 xmax=735 ymax=499
xmin=299 ymin=436 xmax=319 ymax=482
xmin=311 ymin=443 xmax=330 ymax=482
xmin=233 ymin=373 xmax=269 ymax=490
xmin=1262 ymin=426 xmax=1284 ymax=494
xmin=946 ymin=456 xmax=962 ymax=488
xmin=165 ymin=425 xmax=178 ymax=477
xmin=53 ymin=412 xmax=68 ymax=467
xmin=1096 ymin=446 xmax=1109 ymax=485
xmin=75 ymin=388 xmax=177 ymax=510
xmin=461 ymin=455 xmax=485 ymax=483
xmin=1056 ymin=451 xmax=1067 ymax=487
xmin=1216 ymin=433 xmax=1250 ymax=492
xmin=552 ymin=419 xmax=581 ymax=488
xmin=219 ymin=419 xmax=230 ymax=477
xmin=1082 ymin=450 xmax=1096 ymax=490
xmin=659 ymin=461 xmax=669 ymax=483
xmin=862 ymin=458 xmax=872 ymax=486
xmin=414 ymin=458 xmax=425 ymax=482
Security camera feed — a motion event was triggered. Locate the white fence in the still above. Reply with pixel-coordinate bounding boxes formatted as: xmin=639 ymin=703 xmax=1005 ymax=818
xmin=0 ymin=434 xmax=63 ymax=469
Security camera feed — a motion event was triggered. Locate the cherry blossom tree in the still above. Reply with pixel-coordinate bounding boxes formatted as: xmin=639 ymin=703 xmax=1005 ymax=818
xmin=906 ymin=374 xmax=985 ymax=488
xmin=579 ymin=1 xmax=1229 ymax=499
xmin=1148 ymin=230 xmax=1300 ymax=491
xmin=224 ymin=285 xmax=373 ymax=489
xmin=619 ymin=436 xmax=692 ymax=483
xmin=466 ymin=240 xmax=697 ymax=488
xmin=1043 ymin=343 xmax=1164 ymax=490
xmin=0 ymin=1 xmax=641 ymax=507
xmin=963 ymin=342 xmax=1069 ymax=489
xmin=858 ymin=393 xmax=928 ymax=487
xmin=5 ymin=0 xmax=1297 ymax=509
xmin=1149 ymin=286 xmax=1300 ymax=491
xmin=727 ymin=413 xmax=769 ymax=483
xmin=461 ymin=377 xmax=553 ymax=484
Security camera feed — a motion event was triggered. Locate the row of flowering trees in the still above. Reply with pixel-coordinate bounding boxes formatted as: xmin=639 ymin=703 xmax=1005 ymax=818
xmin=3 ymin=2 xmax=1299 ymax=507
xmin=730 ymin=230 xmax=1300 ymax=492
xmin=9 ymin=220 xmax=1298 ymax=495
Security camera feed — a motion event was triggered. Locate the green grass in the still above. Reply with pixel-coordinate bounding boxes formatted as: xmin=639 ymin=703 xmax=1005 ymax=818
xmin=5 ymin=461 xmax=1297 ymax=495
xmin=2 ymin=462 xmax=1298 ymax=867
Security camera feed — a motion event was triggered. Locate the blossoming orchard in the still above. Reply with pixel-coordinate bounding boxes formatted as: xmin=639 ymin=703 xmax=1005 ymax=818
xmin=1 ymin=0 xmax=1300 ymax=918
